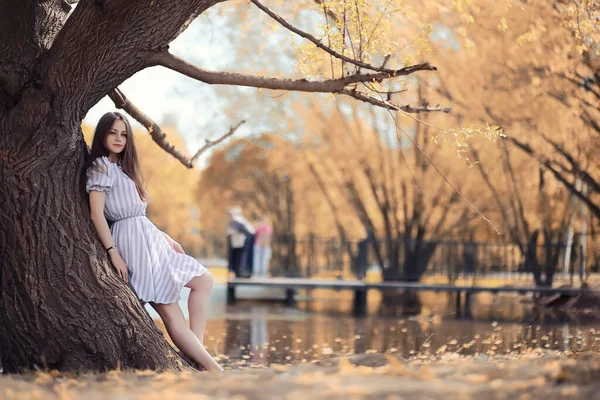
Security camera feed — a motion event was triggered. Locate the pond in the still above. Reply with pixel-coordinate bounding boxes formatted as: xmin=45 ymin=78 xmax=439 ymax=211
xmin=148 ymin=284 xmax=600 ymax=370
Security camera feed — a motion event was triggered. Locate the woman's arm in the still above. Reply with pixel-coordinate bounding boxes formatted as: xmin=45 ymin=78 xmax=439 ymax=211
xmin=89 ymin=191 xmax=128 ymax=281
xmin=161 ymin=231 xmax=185 ymax=254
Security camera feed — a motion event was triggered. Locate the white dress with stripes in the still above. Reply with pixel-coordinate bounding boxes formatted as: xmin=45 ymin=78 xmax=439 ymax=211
xmin=86 ymin=156 xmax=207 ymax=304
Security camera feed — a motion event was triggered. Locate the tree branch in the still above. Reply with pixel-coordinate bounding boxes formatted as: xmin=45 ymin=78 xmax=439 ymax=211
xmin=499 ymin=140 xmax=530 ymax=243
xmin=470 ymin=147 xmax=521 ymax=245
xmin=44 ymin=0 xmax=221 ymax=115
xmin=190 ymin=120 xmax=245 ymax=164
xmin=581 ymin=109 xmax=600 ymax=134
xmin=541 ymin=133 xmax=600 ymax=194
xmin=507 ymin=136 xmax=600 ymax=219
xmin=557 ymin=72 xmax=600 ymax=101
xmin=151 ymin=51 xmax=435 ymax=91
xmin=109 ymin=88 xmax=243 ymax=168
xmin=313 ymin=0 xmax=340 ymax=26
xmin=250 ymin=0 xmax=419 ymax=74
xmin=422 ymin=178 xmax=451 ymax=230
xmin=151 ymin=51 xmax=446 ymax=113
xmin=306 ymin=161 xmax=353 ymax=246
xmin=431 ymin=190 xmax=459 ymax=236
xmin=339 ymin=88 xmax=452 ymax=113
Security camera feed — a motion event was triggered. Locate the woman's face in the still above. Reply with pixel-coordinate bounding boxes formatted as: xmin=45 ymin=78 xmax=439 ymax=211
xmin=104 ymin=119 xmax=127 ymax=155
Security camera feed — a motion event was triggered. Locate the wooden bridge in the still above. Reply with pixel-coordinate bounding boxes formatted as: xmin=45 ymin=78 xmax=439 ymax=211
xmin=227 ymin=277 xmax=599 ymax=316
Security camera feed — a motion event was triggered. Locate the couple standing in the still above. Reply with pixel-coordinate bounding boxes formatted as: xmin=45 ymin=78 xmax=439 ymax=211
xmin=227 ymin=207 xmax=272 ymax=278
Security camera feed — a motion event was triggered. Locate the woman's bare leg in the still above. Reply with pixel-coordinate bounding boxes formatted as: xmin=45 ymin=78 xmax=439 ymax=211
xmin=151 ymin=302 xmax=223 ymax=372
xmin=185 ymin=272 xmax=214 ymax=344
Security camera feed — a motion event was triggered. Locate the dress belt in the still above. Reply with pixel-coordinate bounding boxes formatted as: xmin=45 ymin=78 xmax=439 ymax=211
xmin=111 ymin=213 xmax=146 ymax=223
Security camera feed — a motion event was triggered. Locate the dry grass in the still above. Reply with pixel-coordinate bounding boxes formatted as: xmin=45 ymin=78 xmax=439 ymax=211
xmin=2 ymin=352 xmax=600 ymax=399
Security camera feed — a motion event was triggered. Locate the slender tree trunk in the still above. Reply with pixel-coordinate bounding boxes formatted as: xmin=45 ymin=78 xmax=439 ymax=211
xmin=543 ymin=229 xmax=564 ymax=287
xmin=0 ymin=98 xmax=186 ymax=372
xmin=526 ymin=231 xmax=543 ymax=286
xmin=402 ymin=238 xmax=437 ymax=282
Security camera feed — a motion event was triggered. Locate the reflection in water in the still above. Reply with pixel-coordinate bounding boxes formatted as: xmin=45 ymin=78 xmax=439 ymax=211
xmin=206 ymin=294 xmax=600 ymax=370
xmin=250 ymin=307 xmax=269 ymax=365
xmin=377 ymin=292 xmax=423 ymax=317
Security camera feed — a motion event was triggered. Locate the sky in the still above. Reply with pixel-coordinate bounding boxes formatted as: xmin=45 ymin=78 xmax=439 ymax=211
xmin=83 ymin=8 xmax=250 ymax=165
xmin=81 ymin=3 xmax=410 ymax=166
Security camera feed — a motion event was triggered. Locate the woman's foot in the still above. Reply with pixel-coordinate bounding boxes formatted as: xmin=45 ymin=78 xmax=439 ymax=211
xmin=151 ymin=301 xmax=224 ymax=373
xmin=177 ymin=350 xmax=205 ymax=371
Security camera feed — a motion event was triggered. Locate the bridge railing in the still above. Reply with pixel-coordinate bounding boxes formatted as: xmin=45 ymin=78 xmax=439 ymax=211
xmin=198 ymin=232 xmax=599 ymax=283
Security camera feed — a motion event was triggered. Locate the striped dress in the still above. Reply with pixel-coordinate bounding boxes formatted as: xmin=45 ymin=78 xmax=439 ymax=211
xmin=86 ymin=156 xmax=207 ymax=304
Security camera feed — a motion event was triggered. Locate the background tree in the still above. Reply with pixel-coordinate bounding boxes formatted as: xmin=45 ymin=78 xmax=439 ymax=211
xmin=193 ymin=0 xmax=599 ymax=286
xmin=300 ymin=99 xmax=488 ymax=281
xmin=422 ymin=0 xmax=600 ymax=286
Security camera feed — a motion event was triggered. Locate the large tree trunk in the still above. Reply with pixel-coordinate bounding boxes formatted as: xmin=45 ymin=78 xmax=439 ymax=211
xmin=0 ymin=99 xmax=187 ymax=372
xmin=0 ymin=0 xmax=222 ymax=372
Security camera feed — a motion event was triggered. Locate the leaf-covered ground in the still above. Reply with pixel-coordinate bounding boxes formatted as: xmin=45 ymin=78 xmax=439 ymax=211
xmin=2 ymin=352 xmax=600 ymax=399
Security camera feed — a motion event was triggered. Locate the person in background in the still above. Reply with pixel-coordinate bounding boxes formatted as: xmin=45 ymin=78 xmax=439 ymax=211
xmin=244 ymin=226 xmax=256 ymax=277
xmin=253 ymin=216 xmax=273 ymax=278
xmin=226 ymin=207 xmax=255 ymax=277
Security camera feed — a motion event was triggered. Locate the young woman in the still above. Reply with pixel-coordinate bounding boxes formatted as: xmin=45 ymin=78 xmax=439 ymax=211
xmin=86 ymin=111 xmax=222 ymax=372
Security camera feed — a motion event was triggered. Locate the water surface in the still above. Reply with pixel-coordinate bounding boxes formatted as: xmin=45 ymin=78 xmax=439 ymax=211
xmin=148 ymin=284 xmax=600 ymax=369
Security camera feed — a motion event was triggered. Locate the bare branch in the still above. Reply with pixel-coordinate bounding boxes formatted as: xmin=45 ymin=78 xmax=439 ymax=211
xmin=507 ymin=136 xmax=600 ymax=219
xmin=498 ymin=141 xmax=530 ymax=242
xmin=313 ymin=0 xmax=340 ymax=24
xmin=249 ymin=0 xmax=433 ymax=75
xmin=422 ymin=178 xmax=451 ymax=230
xmin=581 ymin=109 xmax=600 ymax=133
xmin=339 ymin=88 xmax=452 ymax=113
xmin=190 ymin=120 xmax=245 ymax=164
xmin=431 ymin=190 xmax=459 ymax=235
xmin=109 ymin=88 xmax=188 ymax=166
xmin=541 ymin=133 xmax=600 ymax=193
xmin=470 ymin=147 xmax=520 ymax=244
xmin=109 ymin=88 xmax=242 ymax=168
xmin=151 ymin=51 xmax=447 ymax=113
xmin=306 ymin=161 xmax=353 ymax=247
xmin=557 ymin=72 xmax=600 ymax=101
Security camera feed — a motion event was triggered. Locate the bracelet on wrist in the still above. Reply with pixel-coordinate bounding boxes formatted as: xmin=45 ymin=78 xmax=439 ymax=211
xmin=106 ymin=245 xmax=117 ymax=253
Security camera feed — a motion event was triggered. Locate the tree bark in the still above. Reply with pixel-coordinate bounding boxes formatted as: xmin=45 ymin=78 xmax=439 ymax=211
xmin=0 ymin=100 xmax=187 ymax=372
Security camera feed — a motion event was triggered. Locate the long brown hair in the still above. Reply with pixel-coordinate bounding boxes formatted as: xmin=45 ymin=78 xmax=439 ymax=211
xmin=87 ymin=111 xmax=148 ymax=201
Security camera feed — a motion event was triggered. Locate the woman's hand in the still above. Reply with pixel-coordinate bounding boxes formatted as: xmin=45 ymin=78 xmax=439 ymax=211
xmin=171 ymin=240 xmax=185 ymax=254
xmin=163 ymin=232 xmax=185 ymax=254
xmin=109 ymin=251 xmax=129 ymax=281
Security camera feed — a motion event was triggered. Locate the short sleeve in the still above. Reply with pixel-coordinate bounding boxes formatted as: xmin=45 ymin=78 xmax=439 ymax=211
xmin=86 ymin=157 xmax=114 ymax=193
